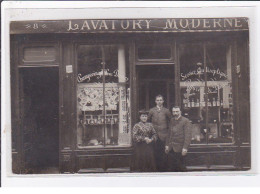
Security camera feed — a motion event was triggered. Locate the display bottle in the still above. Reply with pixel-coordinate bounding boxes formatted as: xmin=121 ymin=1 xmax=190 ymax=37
xmin=191 ymin=98 xmax=195 ymax=107
xmin=183 ymin=98 xmax=187 ymax=108
xmin=228 ymin=94 xmax=233 ymax=106
xmin=220 ymin=99 xmax=223 ymax=107
xmin=208 ymin=98 xmax=211 ymax=107
xmin=187 ymin=100 xmax=190 ymax=108
xmin=212 ymin=98 xmax=216 ymax=106
xmin=216 ymin=98 xmax=220 ymax=106
xmin=195 ymin=98 xmax=199 ymax=107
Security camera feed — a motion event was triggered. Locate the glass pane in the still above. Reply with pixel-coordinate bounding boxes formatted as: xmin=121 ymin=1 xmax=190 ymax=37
xmin=23 ymin=46 xmax=56 ymax=62
xmin=137 ymin=44 xmax=172 ymax=60
xmin=180 ymin=42 xmax=234 ymax=144
xmin=104 ymin=45 xmax=131 ymax=146
xmin=77 ymin=45 xmax=131 ymax=147
xmin=179 ymin=43 xmax=207 ymax=144
xmin=77 ymin=45 xmax=103 ymax=84
xmin=206 ymin=43 xmax=234 ymax=144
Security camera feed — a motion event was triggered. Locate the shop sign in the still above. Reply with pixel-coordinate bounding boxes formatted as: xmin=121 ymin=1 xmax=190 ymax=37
xmin=10 ymin=18 xmax=249 ymax=34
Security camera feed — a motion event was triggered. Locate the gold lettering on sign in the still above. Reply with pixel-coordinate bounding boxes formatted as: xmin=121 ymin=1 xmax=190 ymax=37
xmin=99 ymin=20 xmax=108 ymax=30
xmin=191 ymin=19 xmax=200 ymax=28
xmin=203 ymin=19 xmax=211 ymax=28
xmin=235 ymin=18 xmax=243 ymax=28
xmin=65 ymin=18 xmax=245 ymax=32
xmin=224 ymin=19 xmax=233 ymax=28
xmin=111 ymin=20 xmax=116 ymax=30
xmin=81 ymin=20 xmax=91 ymax=30
xmin=67 ymin=20 xmax=79 ymax=31
xmin=121 ymin=20 xmax=130 ymax=30
xmin=145 ymin=20 xmax=152 ymax=29
xmin=133 ymin=20 xmax=143 ymax=29
xmin=164 ymin=19 xmax=178 ymax=29
xmin=213 ymin=19 xmax=222 ymax=28
xmin=91 ymin=20 xmax=100 ymax=30
xmin=179 ymin=19 xmax=189 ymax=28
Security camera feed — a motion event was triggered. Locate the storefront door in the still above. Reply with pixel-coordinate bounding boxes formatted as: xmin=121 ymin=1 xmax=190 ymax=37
xmin=137 ymin=65 xmax=175 ymax=111
xmin=18 ymin=67 xmax=59 ymax=173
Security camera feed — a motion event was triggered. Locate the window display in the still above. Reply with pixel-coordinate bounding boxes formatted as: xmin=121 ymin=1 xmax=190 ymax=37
xmin=77 ymin=45 xmax=131 ymax=147
xmin=180 ymin=42 xmax=234 ymax=144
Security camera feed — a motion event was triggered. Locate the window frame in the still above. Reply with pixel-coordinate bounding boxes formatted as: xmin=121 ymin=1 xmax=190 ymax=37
xmin=135 ymin=42 xmax=175 ymax=65
xmin=19 ymin=41 xmax=60 ymax=67
xmin=178 ymin=39 xmax=236 ymax=146
xmin=75 ymin=43 xmax=132 ymax=149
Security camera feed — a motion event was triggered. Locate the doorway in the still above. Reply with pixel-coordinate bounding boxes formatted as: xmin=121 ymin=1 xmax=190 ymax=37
xmin=137 ymin=65 xmax=175 ymax=111
xmin=19 ymin=67 xmax=59 ymax=173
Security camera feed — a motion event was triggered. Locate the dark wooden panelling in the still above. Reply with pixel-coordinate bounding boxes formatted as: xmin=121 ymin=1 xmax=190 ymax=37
xmin=77 ymin=156 xmax=106 ymax=170
xmin=11 ymin=40 xmax=21 ymax=174
xmin=209 ymin=152 xmax=235 ymax=166
xmin=60 ymin=152 xmax=74 ymax=173
xmin=104 ymin=155 xmax=131 ymax=169
xmin=185 ymin=153 xmax=209 ymax=167
xmin=75 ymin=147 xmax=133 ymax=172
xmin=237 ymin=37 xmax=250 ymax=144
xmin=240 ymin=146 xmax=251 ymax=170
xmin=76 ymin=154 xmax=131 ymax=172
xmin=60 ymin=42 xmax=73 ymax=150
xmin=12 ymin=152 xmax=19 ymax=174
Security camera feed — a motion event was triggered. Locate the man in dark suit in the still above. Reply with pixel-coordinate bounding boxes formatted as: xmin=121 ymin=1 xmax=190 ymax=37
xmin=148 ymin=95 xmax=172 ymax=172
xmin=165 ymin=106 xmax=192 ymax=172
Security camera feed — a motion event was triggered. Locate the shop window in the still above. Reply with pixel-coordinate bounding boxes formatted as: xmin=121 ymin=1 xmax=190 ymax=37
xmin=180 ymin=42 xmax=234 ymax=144
xmin=77 ymin=44 xmax=131 ymax=147
xmin=137 ymin=44 xmax=172 ymax=60
xmin=23 ymin=46 xmax=56 ymax=62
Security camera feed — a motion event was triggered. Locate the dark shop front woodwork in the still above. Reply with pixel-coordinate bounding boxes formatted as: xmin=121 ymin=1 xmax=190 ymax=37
xmin=10 ymin=18 xmax=250 ymax=173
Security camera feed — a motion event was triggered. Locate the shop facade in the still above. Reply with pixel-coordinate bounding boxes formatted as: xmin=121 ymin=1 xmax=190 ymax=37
xmin=10 ymin=18 xmax=250 ymax=173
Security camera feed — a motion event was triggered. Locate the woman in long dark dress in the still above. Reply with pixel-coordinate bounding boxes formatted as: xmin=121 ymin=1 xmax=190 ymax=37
xmin=132 ymin=110 xmax=158 ymax=172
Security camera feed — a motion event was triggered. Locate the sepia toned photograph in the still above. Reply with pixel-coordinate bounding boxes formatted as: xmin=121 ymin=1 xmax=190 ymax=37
xmin=8 ymin=17 xmax=251 ymax=174
xmin=2 ymin=3 xmax=257 ymax=183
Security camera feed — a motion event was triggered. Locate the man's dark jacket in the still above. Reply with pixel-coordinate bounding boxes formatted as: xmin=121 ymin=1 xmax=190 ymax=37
xmin=166 ymin=116 xmax=192 ymax=153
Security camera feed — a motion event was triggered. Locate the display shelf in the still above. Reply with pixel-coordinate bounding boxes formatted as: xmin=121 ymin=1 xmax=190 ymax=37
xmin=80 ymin=114 xmax=119 ymax=126
xmin=180 ymin=80 xmax=234 ymax=144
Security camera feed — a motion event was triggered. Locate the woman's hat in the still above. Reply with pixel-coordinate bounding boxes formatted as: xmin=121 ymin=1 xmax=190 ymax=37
xmin=138 ymin=109 xmax=149 ymax=115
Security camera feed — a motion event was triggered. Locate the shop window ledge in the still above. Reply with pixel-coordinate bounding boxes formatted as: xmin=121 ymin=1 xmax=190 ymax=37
xmin=186 ymin=165 xmax=209 ymax=170
xmin=208 ymin=165 xmax=236 ymax=170
xmin=106 ymin=167 xmax=130 ymax=173
xmin=78 ymin=168 xmax=105 ymax=173
xmin=78 ymin=167 xmax=130 ymax=173
xmin=187 ymin=165 xmax=237 ymax=171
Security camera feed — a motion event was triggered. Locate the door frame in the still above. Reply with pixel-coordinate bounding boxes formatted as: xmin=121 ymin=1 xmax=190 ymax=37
xmin=137 ymin=79 xmax=175 ymax=111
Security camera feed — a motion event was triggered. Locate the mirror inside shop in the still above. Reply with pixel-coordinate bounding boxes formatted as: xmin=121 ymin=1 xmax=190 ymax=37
xmin=180 ymin=42 xmax=234 ymax=144
xmin=77 ymin=45 xmax=131 ymax=147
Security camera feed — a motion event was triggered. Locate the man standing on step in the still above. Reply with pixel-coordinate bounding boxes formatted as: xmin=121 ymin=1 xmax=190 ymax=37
xmin=148 ymin=94 xmax=172 ymax=172
xmin=165 ymin=106 xmax=192 ymax=172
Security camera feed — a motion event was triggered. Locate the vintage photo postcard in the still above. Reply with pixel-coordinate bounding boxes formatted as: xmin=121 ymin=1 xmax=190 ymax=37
xmin=1 ymin=1 xmax=260 ymax=187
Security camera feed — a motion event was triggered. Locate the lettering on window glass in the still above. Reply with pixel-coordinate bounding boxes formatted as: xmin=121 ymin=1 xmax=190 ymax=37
xmin=77 ymin=69 xmax=128 ymax=83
